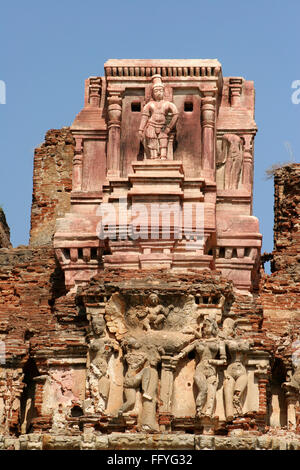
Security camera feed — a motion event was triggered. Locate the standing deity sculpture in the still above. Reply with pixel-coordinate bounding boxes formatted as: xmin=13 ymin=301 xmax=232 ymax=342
xmin=117 ymin=337 xmax=160 ymax=432
xmin=116 ymin=337 xmax=145 ymax=417
xmin=217 ymin=134 xmax=244 ymax=189
xmin=85 ymin=316 xmax=118 ymax=414
xmin=138 ymin=75 xmax=178 ymax=160
xmin=175 ymin=317 xmax=227 ymax=418
xmin=221 ymin=318 xmax=250 ymax=421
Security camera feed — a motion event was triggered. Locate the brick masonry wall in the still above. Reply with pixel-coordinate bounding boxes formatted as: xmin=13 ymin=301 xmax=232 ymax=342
xmin=0 ymin=151 xmax=298 ymax=444
xmin=0 ymin=246 xmax=87 ymax=434
xmin=260 ymin=164 xmax=300 ymax=367
xmin=29 ymin=128 xmax=74 ymax=247
xmin=272 ymin=164 xmax=300 ymax=273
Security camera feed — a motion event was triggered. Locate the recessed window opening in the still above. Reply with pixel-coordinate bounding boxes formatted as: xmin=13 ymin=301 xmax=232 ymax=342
xmin=131 ymin=102 xmax=141 ymax=112
xmin=184 ymin=101 xmax=193 ymax=112
xmin=91 ymin=248 xmax=98 ymax=260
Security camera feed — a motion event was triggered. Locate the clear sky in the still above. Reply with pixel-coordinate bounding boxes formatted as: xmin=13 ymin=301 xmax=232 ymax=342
xmin=0 ymin=0 xmax=299 ymax=258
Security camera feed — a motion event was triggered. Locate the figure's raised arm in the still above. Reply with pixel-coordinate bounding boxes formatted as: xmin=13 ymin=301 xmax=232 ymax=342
xmin=173 ymin=340 xmax=197 ymax=362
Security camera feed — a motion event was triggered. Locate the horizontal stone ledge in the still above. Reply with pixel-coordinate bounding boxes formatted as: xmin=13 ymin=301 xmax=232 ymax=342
xmin=4 ymin=433 xmax=299 ymax=450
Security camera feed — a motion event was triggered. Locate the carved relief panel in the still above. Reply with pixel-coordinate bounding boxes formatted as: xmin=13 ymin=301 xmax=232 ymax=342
xmin=80 ymin=286 xmax=265 ymax=434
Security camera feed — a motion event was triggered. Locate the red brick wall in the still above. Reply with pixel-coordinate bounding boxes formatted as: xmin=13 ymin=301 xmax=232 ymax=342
xmin=260 ymin=164 xmax=300 ymax=366
xmin=272 ymin=164 xmax=300 ymax=273
xmin=0 ymin=246 xmax=87 ymax=434
xmin=29 ymin=128 xmax=74 ymax=247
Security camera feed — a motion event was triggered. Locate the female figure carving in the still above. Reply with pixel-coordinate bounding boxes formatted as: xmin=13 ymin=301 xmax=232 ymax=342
xmin=175 ymin=317 xmax=227 ymax=418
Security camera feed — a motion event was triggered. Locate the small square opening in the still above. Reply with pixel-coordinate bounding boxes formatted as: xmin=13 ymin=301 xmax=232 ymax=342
xmin=184 ymin=101 xmax=193 ymax=112
xmin=91 ymin=248 xmax=98 ymax=260
xmin=131 ymin=102 xmax=141 ymax=112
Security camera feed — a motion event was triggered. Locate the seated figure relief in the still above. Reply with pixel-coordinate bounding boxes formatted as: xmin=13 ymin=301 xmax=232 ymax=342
xmin=136 ymin=293 xmax=173 ymax=331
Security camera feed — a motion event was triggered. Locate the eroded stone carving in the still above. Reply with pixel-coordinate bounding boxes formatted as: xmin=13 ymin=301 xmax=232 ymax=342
xmin=284 ymin=366 xmax=300 ymax=393
xmin=175 ymin=316 xmax=226 ymax=418
xmin=85 ymin=316 xmax=118 ymax=413
xmin=0 ymin=369 xmax=24 ymax=434
xmin=136 ymin=294 xmax=173 ymax=331
xmin=78 ymin=286 xmax=264 ymax=435
xmin=217 ymin=134 xmax=244 ymax=189
xmin=221 ymin=318 xmax=250 ymax=421
xmin=117 ymin=336 xmax=161 ymax=432
xmin=138 ymin=75 xmax=178 ymax=160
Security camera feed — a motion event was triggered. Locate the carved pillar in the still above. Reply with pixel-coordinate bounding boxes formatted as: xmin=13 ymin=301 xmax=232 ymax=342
xmin=88 ymin=77 xmax=101 ymax=107
xmin=258 ymin=377 xmax=268 ymax=415
xmin=107 ymin=91 xmax=122 ymax=177
xmin=72 ymin=137 xmax=83 ymax=192
xmin=159 ymin=355 xmax=176 ymax=431
xmin=242 ymin=134 xmax=253 ymax=188
xmin=229 ymin=78 xmax=243 ymax=107
xmin=201 ymin=92 xmax=216 ymax=179
xmin=255 ymin=363 xmax=270 ymax=426
xmin=286 ymin=392 xmax=298 ymax=430
xmin=167 ymin=133 xmax=175 ymax=160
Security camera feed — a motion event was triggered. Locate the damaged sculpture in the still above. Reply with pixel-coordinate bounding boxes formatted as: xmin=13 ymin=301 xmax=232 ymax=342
xmin=221 ymin=318 xmax=250 ymax=421
xmin=117 ymin=336 xmax=160 ymax=432
xmin=2 ymin=58 xmax=296 ymax=450
xmin=85 ymin=316 xmax=118 ymax=414
xmin=175 ymin=316 xmax=227 ymax=418
xmin=137 ymin=293 xmax=173 ymax=331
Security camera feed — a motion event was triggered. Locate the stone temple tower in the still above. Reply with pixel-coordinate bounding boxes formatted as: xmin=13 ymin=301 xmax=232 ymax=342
xmin=1 ymin=59 xmax=299 ymax=449
xmin=54 ymin=59 xmax=261 ymax=292
xmin=49 ymin=59 xmax=268 ymax=437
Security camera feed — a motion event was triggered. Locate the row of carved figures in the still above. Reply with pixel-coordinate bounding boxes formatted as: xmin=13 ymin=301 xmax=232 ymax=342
xmin=85 ymin=315 xmax=253 ymax=431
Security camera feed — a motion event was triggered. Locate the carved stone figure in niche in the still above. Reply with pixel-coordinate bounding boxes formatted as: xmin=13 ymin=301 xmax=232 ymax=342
xmin=175 ymin=317 xmax=226 ymax=418
xmin=117 ymin=337 xmax=160 ymax=432
xmin=221 ymin=318 xmax=250 ymax=421
xmin=136 ymin=293 xmax=172 ymax=331
xmin=86 ymin=316 xmax=118 ymax=413
xmin=217 ymin=134 xmax=244 ymax=189
xmin=138 ymin=74 xmax=178 ymax=160
xmin=116 ymin=337 xmax=144 ymax=416
xmin=284 ymin=366 xmax=300 ymax=392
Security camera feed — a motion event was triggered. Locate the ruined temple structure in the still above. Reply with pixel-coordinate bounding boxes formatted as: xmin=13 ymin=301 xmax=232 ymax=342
xmin=53 ymin=60 xmax=261 ymax=292
xmin=0 ymin=60 xmax=299 ymax=450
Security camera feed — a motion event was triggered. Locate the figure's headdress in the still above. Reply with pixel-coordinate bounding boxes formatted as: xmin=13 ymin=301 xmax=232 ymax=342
xmin=151 ymin=74 xmax=164 ymax=90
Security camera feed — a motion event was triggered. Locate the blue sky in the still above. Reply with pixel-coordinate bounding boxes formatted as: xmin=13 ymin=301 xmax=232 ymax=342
xmin=0 ymin=0 xmax=299 ymax=258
